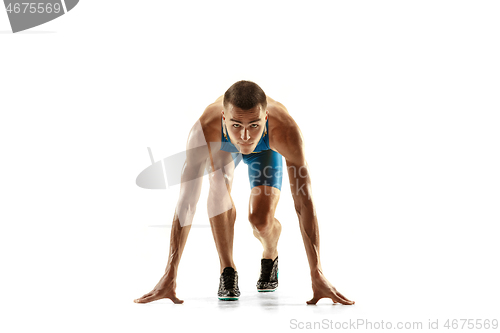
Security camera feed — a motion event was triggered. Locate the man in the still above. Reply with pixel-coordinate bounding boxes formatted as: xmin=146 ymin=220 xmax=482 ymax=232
xmin=134 ymin=80 xmax=354 ymax=305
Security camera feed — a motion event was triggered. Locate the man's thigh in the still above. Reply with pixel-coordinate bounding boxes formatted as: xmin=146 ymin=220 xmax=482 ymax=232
xmin=205 ymin=150 xmax=240 ymax=218
xmin=207 ymin=150 xmax=240 ymax=191
xmin=243 ymin=149 xmax=283 ymax=191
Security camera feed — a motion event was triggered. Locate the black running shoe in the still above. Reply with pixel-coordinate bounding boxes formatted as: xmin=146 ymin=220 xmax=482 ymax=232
xmin=218 ymin=267 xmax=241 ymax=301
xmin=257 ymin=256 xmax=278 ymax=292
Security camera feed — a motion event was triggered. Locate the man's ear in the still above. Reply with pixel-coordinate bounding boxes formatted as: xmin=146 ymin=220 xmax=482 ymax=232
xmin=221 ymin=109 xmax=225 ymax=121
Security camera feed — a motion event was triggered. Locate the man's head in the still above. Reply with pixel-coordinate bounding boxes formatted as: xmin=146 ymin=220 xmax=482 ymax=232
xmin=222 ymin=80 xmax=268 ymax=154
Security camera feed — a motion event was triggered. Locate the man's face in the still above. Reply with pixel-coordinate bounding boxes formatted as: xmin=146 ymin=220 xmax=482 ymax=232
xmin=222 ymin=103 xmax=268 ymax=154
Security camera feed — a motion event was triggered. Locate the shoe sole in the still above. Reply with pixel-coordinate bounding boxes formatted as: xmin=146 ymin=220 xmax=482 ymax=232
xmin=218 ymin=297 xmax=239 ymax=301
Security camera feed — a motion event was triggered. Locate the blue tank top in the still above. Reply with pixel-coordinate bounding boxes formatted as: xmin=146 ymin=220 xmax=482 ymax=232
xmin=220 ymin=116 xmax=270 ymax=153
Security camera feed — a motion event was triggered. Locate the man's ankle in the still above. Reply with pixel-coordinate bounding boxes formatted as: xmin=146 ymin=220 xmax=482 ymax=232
xmin=262 ymin=252 xmax=278 ymax=260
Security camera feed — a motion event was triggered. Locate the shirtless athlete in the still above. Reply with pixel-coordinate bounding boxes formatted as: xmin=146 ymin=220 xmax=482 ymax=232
xmin=134 ymin=80 xmax=354 ymax=305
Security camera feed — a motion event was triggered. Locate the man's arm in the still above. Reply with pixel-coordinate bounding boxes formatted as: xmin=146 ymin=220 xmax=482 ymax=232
xmin=274 ymin=119 xmax=354 ymax=305
xmin=134 ymin=120 xmax=209 ymax=304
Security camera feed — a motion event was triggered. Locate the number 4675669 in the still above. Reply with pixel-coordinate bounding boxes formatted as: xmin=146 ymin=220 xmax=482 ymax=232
xmin=6 ymin=3 xmax=62 ymax=14
xmin=444 ymin=319 xmax=498 ymax=330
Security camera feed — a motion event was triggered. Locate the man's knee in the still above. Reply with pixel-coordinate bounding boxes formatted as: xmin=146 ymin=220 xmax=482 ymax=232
xmin=248 ymin=209 xmax=275 ymax=234
xmin=207 ymin=178 xmax=233 ymax=218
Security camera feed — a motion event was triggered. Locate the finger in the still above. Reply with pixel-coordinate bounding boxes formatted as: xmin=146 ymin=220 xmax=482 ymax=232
xmin=134 ymin=293 xmax=163 ymax=304
xmin=141 ymin=291 xmax=154 ymax=298
xmin=336 ymin=291 xmax=354 ymax=304
xmin=331 ymin=293 xmax=354 ymax=305
xmin=169 ymin=296 xmax=184 ymax=304
xmin=336 ymin=291 xmax=355 ymax=305
xmin=133 ymin=292 xmax=154 ymax=303
xmin=306 ymin=296 xmax=321 ymax=305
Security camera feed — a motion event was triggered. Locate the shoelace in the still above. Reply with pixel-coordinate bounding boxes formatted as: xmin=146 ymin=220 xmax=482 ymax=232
xmin=222 ymin=271 xmax=236 ymax=290
xmin=259 ymin=261 xmax=274 ymax=282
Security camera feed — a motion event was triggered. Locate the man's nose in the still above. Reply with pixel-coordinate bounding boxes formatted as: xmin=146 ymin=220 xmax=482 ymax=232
xmin=241 ymin=128 xmax=250 ymax=141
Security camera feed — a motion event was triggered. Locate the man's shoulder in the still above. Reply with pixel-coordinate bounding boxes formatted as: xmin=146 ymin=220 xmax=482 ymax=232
xmin=268 ymin=101 xmax=301 ymax=145
xmin=198 ymin=100 xmax=223 ymax=143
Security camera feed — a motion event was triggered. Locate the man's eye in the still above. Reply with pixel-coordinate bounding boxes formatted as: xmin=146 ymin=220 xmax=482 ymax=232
xmin=233 ymin=124 xmax=240 ymax=128
xmin=251 ymin=124 xmax=259 ymax=128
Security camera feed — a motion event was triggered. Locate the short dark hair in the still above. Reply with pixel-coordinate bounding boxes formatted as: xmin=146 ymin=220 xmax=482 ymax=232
xmin=223 ymin=80 xmax=267 ymax=111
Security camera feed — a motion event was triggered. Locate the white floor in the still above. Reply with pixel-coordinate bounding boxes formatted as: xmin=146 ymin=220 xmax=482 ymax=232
xmin=3 ymin=168 xmax=499 ymax=333
xmin=125 ymin=216 xmax=498 ymax=332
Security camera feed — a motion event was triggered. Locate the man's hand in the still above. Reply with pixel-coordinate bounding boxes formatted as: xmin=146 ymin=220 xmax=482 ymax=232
xmin=134 ymin=273 xmax=184 ymax=304
xmin=307 ymin=271 xmax=355 ymax=305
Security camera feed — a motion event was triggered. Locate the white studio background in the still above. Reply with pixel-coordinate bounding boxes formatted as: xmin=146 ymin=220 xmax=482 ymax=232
xmin=1 ymin=1 xmax=499 ymax=332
